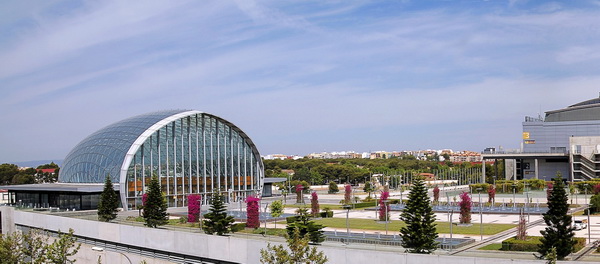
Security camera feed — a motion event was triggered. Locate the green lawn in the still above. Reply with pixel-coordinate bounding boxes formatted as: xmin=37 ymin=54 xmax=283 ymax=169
xmin=312 ymin=218 xmax=515 ymax=235
xmin=479 ymin=243 xmax=503 ymax=250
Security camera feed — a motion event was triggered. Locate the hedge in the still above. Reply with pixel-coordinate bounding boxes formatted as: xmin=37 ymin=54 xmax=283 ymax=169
xmin=231 ymin=223 xmax=246 ymax=232
xmin=319 ymin=211 xmax=334 ymax=218
xmin=501 ymin=236 xmax=586 ymax=252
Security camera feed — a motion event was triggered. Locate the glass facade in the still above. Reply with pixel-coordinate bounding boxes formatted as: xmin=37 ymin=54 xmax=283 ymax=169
xmin=59 ymin=110 xmax=264 ymax=210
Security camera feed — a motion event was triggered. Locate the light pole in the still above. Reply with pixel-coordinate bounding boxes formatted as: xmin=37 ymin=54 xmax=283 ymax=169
xmin=449 ymin=209 xmax=454 ymax=241
xmin=92 ymin=247 xmax=132 ymax=264
xmin=343 ymin=204 xmax=351 ymax=238
xmin=383 ymin=199 xmax=389 ymax=235
xmin=477 ymin=188 xmax=483 ymax=241
xmin=512 ymin=184 xmax=517 ymax=209
xmin=588 ymin=203 xmax=592 ymax=244
xmin=584 ymin=183 xmax=589 ymax=204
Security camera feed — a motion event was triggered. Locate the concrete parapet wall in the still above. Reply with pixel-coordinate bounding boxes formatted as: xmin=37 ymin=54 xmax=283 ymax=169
xmin=0 ymin=207 xmax=596 ymax=264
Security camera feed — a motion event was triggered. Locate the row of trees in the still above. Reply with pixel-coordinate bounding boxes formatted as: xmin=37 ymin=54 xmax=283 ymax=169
xmin=264 ymin=157 xmax=503 ymax=185
xmin=0 ymin=162 xmax=59 ymax=185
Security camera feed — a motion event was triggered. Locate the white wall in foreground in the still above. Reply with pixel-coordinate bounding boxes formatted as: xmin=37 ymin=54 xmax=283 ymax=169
xmin=0 ymin=207 xmax=594 ymax=264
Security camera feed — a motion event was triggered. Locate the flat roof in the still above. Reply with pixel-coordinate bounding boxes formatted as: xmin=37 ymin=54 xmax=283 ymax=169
xmin=263 ymin=177 xmax=287 ymax=183
xmin=0 ymin=183 xmax=119 ymax=193
xmin=481 ymin=152 xmax=568 ymax=159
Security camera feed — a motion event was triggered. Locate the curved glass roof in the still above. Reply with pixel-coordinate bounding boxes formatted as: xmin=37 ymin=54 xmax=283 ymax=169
xmin=59 ymin=110 xmax=193 ymax=183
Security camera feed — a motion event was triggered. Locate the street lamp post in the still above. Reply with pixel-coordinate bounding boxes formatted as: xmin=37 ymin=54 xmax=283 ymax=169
xmin=512 ymin=184 xmax=517 ymax=209
xmin=584 ymin=183 xmax=589 ymax=204
xmin=477 ymin=188 xmax=483 ymax=241
xmin=588 ymin=203 xmax=592 ymax=244
xmin=343 ymin=204 xmax=352 ymax=238
xmin=383 ymin=199 xmax=389 ymax=235
xmin=92 ymin=247 xmax=132 ymax=264
xmin=449 ymin=209 xmax=454 ymax=241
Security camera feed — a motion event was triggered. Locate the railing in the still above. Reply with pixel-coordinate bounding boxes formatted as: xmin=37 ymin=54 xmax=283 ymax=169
xmin=524 ymin=116 xmax=544 ymax=122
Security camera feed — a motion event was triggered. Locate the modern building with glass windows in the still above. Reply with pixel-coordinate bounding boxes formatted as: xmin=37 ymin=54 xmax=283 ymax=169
xmin=0 ymin=110 xmax=264 ymax=211
xmin=482 ymin=96 xmax=600 ymax=182
xmin=58 ymin=110 xmax=264 ymax=210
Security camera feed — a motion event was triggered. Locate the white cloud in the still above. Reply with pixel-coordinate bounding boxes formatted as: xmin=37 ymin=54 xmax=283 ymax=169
xmin=2 ymin=1 xmax=600 ymax=161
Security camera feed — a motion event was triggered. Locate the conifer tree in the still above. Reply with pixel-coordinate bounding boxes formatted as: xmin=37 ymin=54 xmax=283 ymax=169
xmin=399 ymin=176 xmax=438 ymax=254
xmin=537 ymin=173 xmax=575 ymax=260
xmin=203 ymin=192 xmax=235 ymax=235
xmin=98 ymin=175 xmax=119 ymax=222
xmin=142 ymin=175 xmax=169 ymax=228
xmin=286 ymin=208 xmax=325 ymax=244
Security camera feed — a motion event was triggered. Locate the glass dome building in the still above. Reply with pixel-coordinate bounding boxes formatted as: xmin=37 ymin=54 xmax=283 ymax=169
xmin=59 ymin=110 xmax=264 ymax=210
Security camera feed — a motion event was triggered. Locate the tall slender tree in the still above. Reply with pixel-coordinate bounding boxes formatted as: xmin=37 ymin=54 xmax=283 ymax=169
xmin=399 ymin=176 xmax=438 ymax=254
xmin=270 ymin=200 xmax=284 ymax=229
xmin=537 ymin=173 xmax=575 ymax=260
xmin=142 ymin=175 xmax=169 ymax=228
xmin=97 ymin=175 xmax=119 ymax=222
xmin=203 ymin=192 xmax=235 ymax=235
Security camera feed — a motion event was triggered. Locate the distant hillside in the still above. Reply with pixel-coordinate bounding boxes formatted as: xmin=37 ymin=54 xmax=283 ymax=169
xmin=8 ymin=160 xmax=63 ymax=168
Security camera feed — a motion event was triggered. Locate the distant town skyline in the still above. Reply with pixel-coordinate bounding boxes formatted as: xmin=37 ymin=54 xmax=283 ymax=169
xmin=2 ymin=1 xmax=600 ymax=163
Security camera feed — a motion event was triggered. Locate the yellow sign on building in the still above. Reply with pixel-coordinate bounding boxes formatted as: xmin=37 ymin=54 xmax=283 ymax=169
xmin=522 ymin=132 xmax=530 ymax=139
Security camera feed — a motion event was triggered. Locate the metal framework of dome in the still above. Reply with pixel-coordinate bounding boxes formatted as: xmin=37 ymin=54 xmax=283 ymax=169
xmin=59 ymin=110 xmax=264 ymax=209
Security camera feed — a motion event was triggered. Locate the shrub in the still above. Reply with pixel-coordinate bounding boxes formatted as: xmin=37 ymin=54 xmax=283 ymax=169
xmin=286 ymin=216 xmax=299 ymax=223
xmin=178 ymin=216 xmax=188 ymax=224
xmin=501 ymin=236 xmax=586 ymax=252
xmin=469 ymin=183 xmax=491 ymax=192
xmin=328 ymin=182 xmax=339 ymax=194
xmin=231 ymin=223 xmax=246 ymax=232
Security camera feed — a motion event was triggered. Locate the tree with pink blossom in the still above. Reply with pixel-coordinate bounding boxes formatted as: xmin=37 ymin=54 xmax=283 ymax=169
xmin=432 ymin=186 xmax=440 ymax=204
xmin=296 ymin=184 xmax=304 ymax=204
xmin=344 ymin=184 xmax=352 ymax=205
xmin=458 ymin=192 xmax=472 ymax=224
xmin=246 ymin=196 xmax=261 ymax=229
xmin=187 ymin=194 xmax=201 ymax=223
xmin=379 ymin=191 xmax=390 ymax=221
xmin=311 ymin=192 xmax=320 ymax=217
xmin=488 ymin=185 xmax=496 ymax=204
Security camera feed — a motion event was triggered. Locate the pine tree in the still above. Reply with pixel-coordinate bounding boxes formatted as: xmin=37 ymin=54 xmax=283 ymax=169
xmin=97 ymin=175 xmax=119 ymax=222
xmin=142 ymin=175 xmax=169 ymax=228
xmin=537 ymin=173 xmax=575 ymax=260
xmin=203 ymin=192 xmax=235 ymax=235
xmin=286 ymin=208 xmax=325 ymax=245
xmin=399 ymin=176 xmax=438 ymax=254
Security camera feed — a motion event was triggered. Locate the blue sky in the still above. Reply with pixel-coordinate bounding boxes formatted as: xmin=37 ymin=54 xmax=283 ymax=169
xmin=2 ymin=0 xmax=600 ymax=163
